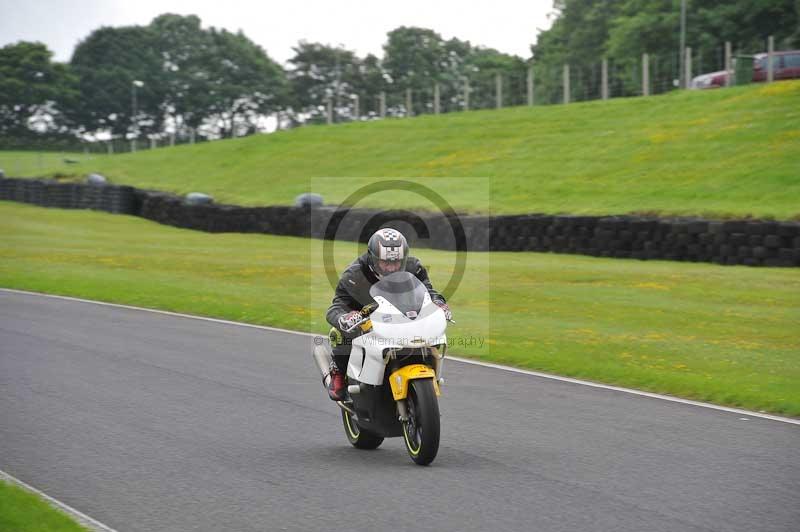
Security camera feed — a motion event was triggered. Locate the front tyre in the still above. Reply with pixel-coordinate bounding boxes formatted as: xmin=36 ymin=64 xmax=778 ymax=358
xmin=402 ymin=379 xmax=440 ymax=465
xmin=341 ymin=408 xmax=384 ymax=449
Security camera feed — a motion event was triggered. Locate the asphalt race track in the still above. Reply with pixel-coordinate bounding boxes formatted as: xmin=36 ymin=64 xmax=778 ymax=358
xmin=1 ymin=290 xmax=798 ymax=532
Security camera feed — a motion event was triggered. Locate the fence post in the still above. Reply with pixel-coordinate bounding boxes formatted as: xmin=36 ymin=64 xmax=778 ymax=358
xmin=131 ymin=139 xmax=136 ymax=153
xmin=527 ymin=66 xmax=534 ymax=106
xmin=434 ymin=82 xmax=440 ymax=114
xmin=170 ymin=133 xmax=175 ymax=147
xmin=379 ymin=92 xmax=386 ymax=118
xmin=642 ymin=53 xmax=650 ymax=96
xmin=190 ymin=128 xmax=196 ymax=144
xmin=767 ymin=35 xmax=774 ymax=83
xmin=326 ymin=98 xmax=333 ymax=125
xmin=563 ymin=64 xmax=570 ymax=104
xmin=463 ymin=79 xmax=470 ymax=110
xmin=406 ymin=88 xmax=412 ymax=117
xmin=353 ymin=95 xmax=359 ymax=121
xmin=601 ymin=58 xmax=609 ymax=99
xmin=725 ymin=42 xmax=732 ymax=87
xmin=495 ymin=73 xmax=502 ymax=109
xmin=107 ymin=142 xmax=113 ymax=155
xmin=150 ymin=137 xmax=156 ymax=150
xmin=684 ymin=47 xmax=692 ymax=88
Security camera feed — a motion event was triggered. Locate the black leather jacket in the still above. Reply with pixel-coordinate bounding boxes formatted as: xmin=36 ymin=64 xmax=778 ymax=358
xmin=326 ymin=253 xmax=445 ymax=330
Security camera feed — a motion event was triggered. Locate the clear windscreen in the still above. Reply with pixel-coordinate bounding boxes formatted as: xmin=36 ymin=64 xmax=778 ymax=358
xmin=369 ymin=271 xmax=427 ymax=317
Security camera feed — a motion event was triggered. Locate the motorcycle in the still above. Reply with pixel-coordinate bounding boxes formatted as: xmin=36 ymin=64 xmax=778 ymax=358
xmin=313 ymin=271 xmax=449 ymax=466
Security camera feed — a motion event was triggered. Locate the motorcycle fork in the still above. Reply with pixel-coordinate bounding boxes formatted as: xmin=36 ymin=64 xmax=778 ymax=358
xmin=396 ymin=399 xmax=409 ymax=422
xmin=386 ymin=359 xmax=408 ymax=422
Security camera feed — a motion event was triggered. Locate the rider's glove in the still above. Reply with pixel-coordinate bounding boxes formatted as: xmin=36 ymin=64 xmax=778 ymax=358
xmin=338 ymin=310 xmax=364 ymax=332
xmin=434 ymin=300 xmax=453 ymax=321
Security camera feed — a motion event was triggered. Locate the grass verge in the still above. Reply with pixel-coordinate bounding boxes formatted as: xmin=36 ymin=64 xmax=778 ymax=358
xmin=1 ymin=201 xmax=799 ymax=416
xmin=0 ymin=480 xmax=88 ymax=532
xmin=2 ymin=81 xmax=800 ymax=219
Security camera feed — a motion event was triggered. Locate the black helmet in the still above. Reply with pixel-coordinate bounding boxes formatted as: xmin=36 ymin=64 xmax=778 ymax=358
xmin=367 ymin=228 xmax=409 ymax=278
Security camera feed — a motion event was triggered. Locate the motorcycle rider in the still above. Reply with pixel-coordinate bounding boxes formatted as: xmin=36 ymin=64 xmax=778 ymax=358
xmin=324 ymin=227 xmax=452 ymax=400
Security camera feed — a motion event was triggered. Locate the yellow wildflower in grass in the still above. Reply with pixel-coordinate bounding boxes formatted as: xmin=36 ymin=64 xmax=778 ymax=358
xmin=634 ymin=282 xmax=669 ymax=290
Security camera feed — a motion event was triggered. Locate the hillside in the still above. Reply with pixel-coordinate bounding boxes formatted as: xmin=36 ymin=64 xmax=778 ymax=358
xmin=3 ymin=80 xmax=800 ymax=218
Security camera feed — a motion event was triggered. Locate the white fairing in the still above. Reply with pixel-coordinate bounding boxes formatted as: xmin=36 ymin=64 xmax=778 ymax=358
xmin=349 ymin=291 xmax=447 ymax=385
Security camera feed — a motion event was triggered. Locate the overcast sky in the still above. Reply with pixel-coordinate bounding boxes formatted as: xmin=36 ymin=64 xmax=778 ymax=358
xmin=0 ymin=0 xmax=555 ymax=65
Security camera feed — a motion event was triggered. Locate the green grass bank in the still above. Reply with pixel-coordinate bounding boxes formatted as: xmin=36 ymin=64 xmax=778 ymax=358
xmin=2 ymin=81 xmax=800 ymax=219
xmin=2 ymin=201 xmax=798 ymax=416
xmin=0 ymin=480 xmax=88 ymax=532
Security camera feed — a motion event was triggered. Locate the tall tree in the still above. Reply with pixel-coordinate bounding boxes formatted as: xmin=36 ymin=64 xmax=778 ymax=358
xmin=466 ymin=47 xmax=528 ymax=108
xmin=71 ymin=25 xmax=162 ymax=136
xmin=383 ymin=27 xmax=448 ymax=114
xmin=383 ymin=26 xmax=446 ymax=90
xmin=382 ymin=27 xmax=506 ymax=113
xmin=531 ymin=0 xmax=621 ymax=103
xmin=149 ymin=14 xmax=213 ymax=133
xmin=356 ymin=53 xmax=392 ymax=116
xmin=0 ymin=41 xmax=77 ymax=137
xmin=71 ymin=15 xmax=287 ymax=139
xmin=287 ymin=42 xmax=361 ymax=123
xmin=201 ymin=28 xmax=288 ymax=136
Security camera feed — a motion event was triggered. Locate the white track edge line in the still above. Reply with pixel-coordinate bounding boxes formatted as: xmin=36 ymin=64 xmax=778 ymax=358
xmin=0 ymin=469 xmax=118 ymax=532
xmin=2 ymin=287 xmax=798 ymax=426
xmin=0 ymin=287 xmax=317 ymax=338
xmin=444 ymin=356 xmax=800 ymax=425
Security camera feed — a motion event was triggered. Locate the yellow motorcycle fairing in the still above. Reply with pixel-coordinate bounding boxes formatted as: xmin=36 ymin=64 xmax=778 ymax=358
xmin=389 ymin=364 xmax=440 ymax=400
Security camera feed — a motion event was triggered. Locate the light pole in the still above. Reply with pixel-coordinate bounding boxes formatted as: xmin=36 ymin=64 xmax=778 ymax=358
xmin=131 ymin=80 xmax=144 ymax=138
xmin=334 ymin=44 xmax=344 ymax=123
xmin=679 ymin=0 xmax=687 ymax=88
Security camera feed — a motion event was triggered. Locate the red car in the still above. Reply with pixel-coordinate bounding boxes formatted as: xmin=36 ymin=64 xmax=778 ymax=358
xmin=691 ymin=50 xmax=800 ymax=88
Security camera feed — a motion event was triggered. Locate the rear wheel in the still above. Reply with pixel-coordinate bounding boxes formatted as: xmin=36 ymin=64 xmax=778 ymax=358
xmin=402 ymin=379 xmax=440 ymax=465
xmin=341 ymin=408 xmax=384 ymax=449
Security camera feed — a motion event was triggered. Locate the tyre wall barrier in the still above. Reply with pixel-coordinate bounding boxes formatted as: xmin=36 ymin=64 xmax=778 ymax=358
xmin=0 ymin=177 xmax=139 ymax=214
xmin=2 ymin=177 xmax=798 ymax=267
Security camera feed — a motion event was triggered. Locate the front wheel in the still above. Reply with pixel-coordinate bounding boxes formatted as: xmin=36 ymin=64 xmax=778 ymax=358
xmin=402 ymin=379 xmax=440 ymax=465
xmin=341 ymin=408 xmax=384 ymax=449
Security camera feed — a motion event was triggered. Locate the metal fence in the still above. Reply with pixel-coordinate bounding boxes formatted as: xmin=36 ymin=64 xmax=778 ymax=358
xmin=312 ymin=38 xmax=781 ymax=123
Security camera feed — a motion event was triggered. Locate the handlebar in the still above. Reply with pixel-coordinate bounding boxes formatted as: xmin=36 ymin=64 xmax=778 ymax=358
xmin=343 ymin=315 xmax=368 ymax=333
xmin=342 ymin=303 xmax=377 ymax=333
xmin=344 ymin=303 xmax=453 ymax=332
